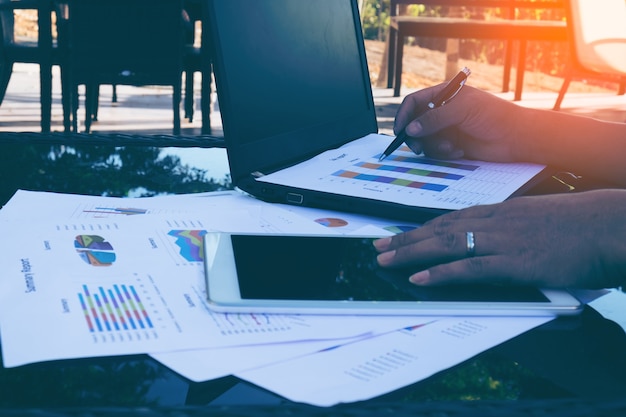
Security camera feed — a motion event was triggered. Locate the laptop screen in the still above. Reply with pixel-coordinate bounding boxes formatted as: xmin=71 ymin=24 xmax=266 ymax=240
xmin=206 ymin=0 xmax=378 ymax=181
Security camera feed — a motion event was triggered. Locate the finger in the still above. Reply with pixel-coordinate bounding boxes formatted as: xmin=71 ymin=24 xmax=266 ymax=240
xmin=421 ymin=136 xmax=465 ymax=159
xmin=405 ymin=135 xmax=465 ymax=160
xmin=394 ymin=84 xmax=447 ymax=135
xmin=373 ymin=205 xmax=499 ymax=253
xmin=404 ymin=137 xmax=424 ymax=155
xmin=418 ymin=204 xmax=501 ymax=237
xmin=408 ymin=255 xmax=520 ymax=286
xmin=399 ymin=85 xmax=475 ymax=139
xmin=377 ymin=230 xmax=489 ymax=268
xmin=405 ymin=100 xmax=468 ymax=139
xmin=425 ymin=203 xmax=501 ymax=225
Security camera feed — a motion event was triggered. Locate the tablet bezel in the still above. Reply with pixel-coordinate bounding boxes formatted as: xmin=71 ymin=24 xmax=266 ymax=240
xmin=203 ymin=232 xmax=583 ymax=316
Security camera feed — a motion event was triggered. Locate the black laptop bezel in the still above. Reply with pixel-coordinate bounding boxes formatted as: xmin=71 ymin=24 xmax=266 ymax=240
xmin=206 ymin=0 xmax=378 ymax=184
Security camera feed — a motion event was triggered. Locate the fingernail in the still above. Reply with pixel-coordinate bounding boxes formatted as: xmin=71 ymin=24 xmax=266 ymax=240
xmin=407 ymin=140 xmax=424 ymax=156
xmin=373 ymin=237 xmax=392 ymax=251
xmin=409 ymin=270 xmax=430 ymax=285
xmin=376 ymin=250 xmax=396 ymax=265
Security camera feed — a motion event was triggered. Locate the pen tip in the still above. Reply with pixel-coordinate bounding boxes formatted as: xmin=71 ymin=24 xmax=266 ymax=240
xmin=378 ymin=155 xmax=385 ymax=162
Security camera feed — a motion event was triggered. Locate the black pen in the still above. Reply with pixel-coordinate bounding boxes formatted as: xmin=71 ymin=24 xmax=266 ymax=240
xmin=378 ymin=67 xmax=471 ymax=162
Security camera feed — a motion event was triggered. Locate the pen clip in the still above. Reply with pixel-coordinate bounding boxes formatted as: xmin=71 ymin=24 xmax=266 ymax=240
xmin=427 ymin=68 xmax=470 ymax=109
xmin=440 ymin=79 xmax=467 ymax=107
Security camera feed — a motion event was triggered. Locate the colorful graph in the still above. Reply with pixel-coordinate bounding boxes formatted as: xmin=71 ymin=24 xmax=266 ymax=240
xmin=315 ymin=217 xmax=349 ymax=228
xmin=331 ymin=155 xmax=480 ymax=192
xmin=78 ymin=284 xmax=153 ymax=334
xmin=168 ymin=230 xmax=207 ymax=262
xmin=74 ymin=235 xmax=116 ymax=266
xmin=333 ymin=169 xmax=448 ymax=191
xmin=356 ymin=162 xmax=465 ymax=180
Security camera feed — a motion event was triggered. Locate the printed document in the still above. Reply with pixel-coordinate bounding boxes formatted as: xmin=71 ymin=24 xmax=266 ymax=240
xmin=236 ymin=316 xmax=552 ymax=406
xmin=0 ymin=190 xmax=558 ymax=406
xmin=0 ymin=195 xmax=421 ymax=367
xmin=258 ymin=134 xmax=545 ymax=210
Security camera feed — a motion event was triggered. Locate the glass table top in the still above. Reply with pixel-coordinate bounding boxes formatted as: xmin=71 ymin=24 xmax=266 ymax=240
xmin=1 ymin=133 xmax=626 ymax=415
xmin=0 ymin=133 xmax=231 ymax=207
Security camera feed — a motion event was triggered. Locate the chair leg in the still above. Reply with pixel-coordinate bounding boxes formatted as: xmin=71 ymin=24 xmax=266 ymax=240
xmin=173 ymin=83 xmax=181 ymax=135
xmin=59 ymin=65 xmax=71 ymax=133
xmin=71 ymin=85 xmax=79 ymax=132
xmin=185 ymin=70 xmax=195 ymax=121
xmin=39 ymin=61 xmax=53 ymax=133
xmin=513 ymin=40 xmax=527 ymax=101
xmin=554 ymin=74 xmax=572 ymax=111
xmin=92 ymin=85 xmax=100 ymax=121
xmin=502 ymin=39 xmax=513 ymax=93
xmin=84 ymin=84 xmax=97 ymax=133
xmin=201 ymin=67 xmax=211 ymax=134
xmin=393 ymin=33 xmax=405 ymax=98
xmin=386 ymin=27 xmax=397 ymax=89
xmin=0 ymin=62 xmax=13 ymax=105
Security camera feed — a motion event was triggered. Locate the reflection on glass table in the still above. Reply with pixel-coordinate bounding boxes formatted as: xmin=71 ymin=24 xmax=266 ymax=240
xmin=0 ymin=134 xmax=231 ymax=206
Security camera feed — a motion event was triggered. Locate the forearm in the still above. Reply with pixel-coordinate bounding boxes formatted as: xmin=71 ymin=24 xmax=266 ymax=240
xmin=516 ymin=108 xmax=626 ymax=187
xmin=580 ymin=189 xmax=626 ymax=288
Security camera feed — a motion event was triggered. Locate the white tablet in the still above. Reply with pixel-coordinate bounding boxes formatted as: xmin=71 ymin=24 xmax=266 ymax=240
xmin=203 ymin=232 xmax=583 ymax=316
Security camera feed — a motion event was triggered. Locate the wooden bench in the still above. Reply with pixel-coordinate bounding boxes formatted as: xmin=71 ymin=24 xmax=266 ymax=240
xmin=387 ymin=0 xmax=567 ymax=99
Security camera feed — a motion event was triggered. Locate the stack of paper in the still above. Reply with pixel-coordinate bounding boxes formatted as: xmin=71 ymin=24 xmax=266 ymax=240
xmin=0 ymin=190 xmax=552 ymax=406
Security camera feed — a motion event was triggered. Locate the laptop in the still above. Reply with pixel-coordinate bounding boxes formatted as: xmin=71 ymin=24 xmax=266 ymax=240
xmin=205 ymin=0 xmax=548 ymax=222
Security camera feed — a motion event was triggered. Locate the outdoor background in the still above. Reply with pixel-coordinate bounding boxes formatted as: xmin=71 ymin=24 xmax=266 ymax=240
xmin=11 ymin=2 xmax=619 ymax=95
xmin=359 ymin=0 xmax=617 ymax=93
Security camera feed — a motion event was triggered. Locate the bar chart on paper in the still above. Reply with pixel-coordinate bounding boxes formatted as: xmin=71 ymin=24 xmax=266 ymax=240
xmin=332 ymin=155 xmax=475 ymax=192
xmin=322 ymin=146 xmax=544 ymax=209
xmin=77 ymin=279 xmax=164 ymax=343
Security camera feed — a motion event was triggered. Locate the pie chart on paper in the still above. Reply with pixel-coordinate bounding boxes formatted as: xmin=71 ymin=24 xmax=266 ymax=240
xmin=74 ymin=235 xmax=116 ymax=266
xmin=315 ymin=217 xmax=349 ymax=228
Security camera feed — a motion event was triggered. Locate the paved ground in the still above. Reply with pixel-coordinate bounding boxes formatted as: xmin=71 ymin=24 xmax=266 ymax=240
xmin=0 ymin=63 xmax=625 ymax=136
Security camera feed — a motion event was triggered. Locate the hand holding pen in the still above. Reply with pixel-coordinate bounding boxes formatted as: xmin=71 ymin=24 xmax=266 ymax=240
xmin=379 ymin=67 xmax=471 ymax=162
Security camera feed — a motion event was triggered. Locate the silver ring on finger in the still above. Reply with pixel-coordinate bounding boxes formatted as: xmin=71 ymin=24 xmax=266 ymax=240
xmin=466 ymin=231 xmax=476 ymax=257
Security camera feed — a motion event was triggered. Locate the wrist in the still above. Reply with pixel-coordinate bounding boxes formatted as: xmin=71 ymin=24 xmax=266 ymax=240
xmin=511 ymin=107 xmax=544 ymax=164
xmin=512 ymin=107 xmax=581 ymax=168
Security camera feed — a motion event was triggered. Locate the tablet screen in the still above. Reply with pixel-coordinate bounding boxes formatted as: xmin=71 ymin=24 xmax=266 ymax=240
xmin=230 ymin=235 xmax=549 ymax=303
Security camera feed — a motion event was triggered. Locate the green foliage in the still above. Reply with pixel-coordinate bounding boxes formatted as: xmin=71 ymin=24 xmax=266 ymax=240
xmin=361 ymin=0 xmax=390 ymax=40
